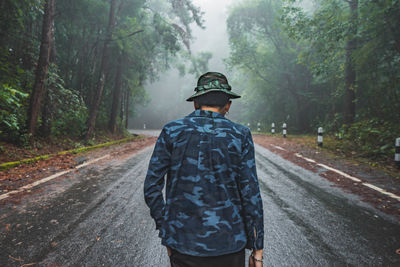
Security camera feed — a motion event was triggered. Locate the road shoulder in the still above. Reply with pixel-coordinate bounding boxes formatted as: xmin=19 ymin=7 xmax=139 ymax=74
xmin=253 ymin=134 xmax=400 ymax=221
xmin=0 ymin=136 xmax=156 ymax=205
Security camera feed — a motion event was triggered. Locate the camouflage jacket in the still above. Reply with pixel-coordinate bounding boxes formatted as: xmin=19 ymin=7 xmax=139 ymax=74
xmin=143 ymin=110 xmax=264 ymax=256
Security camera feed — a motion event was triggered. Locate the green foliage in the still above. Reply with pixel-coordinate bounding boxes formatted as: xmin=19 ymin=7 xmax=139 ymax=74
xmin=0 ymin=136 xmax=141 ymax=171
xmin=176 ymin=51 xmax=213 ymax=77
xmin=131 ymin=83 xmax=151 ymax=106
xmin=188 ymin=52 xmax=212 ymax=76
xmin=58 ymin=136 xmax=141 ymax=155
xmin=51 ymin=91 xmax=88 ymax=137
xmin=0 ymin=155 xmax=50 ymax=171
xmin=281 ymin=0 xmax=400 ymax=126
xmin=340 ymin=119 xmax=400 ymax=158
xmin=227 ymin=0 xmax=320 ymax=133
xmin=0 ymin=84 xmax=28 ymax=138
xmin=0 ymin=0 xmax=204 ymax=145
xmin=43 ymin=65 xmax=88 ymax=137
xmin=226 ymin=0 xmax=400 ymax=162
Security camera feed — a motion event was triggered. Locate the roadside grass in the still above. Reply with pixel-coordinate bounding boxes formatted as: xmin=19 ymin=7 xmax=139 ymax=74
xmin=256 ymin=132 xmax=400 ymax=179
xmin=0 ymin=135 xmax=143 ymax=171
xmin=0 ymin=129 xmax=134 ymax=163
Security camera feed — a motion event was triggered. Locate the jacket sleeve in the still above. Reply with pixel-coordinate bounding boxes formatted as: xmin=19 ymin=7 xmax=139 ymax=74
xmin=143 ymin=127 xmax=171 ymax=230
xmin=239 ymin=128 xmax=264 ymax=250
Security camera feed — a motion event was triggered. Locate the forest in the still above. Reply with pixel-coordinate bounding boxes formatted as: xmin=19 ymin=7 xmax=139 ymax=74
xmin=0 ymin=0 xmax=205 ymax=145
xmin=0 ymin=0 xmax=399 ymax=160
xmin=227 ymin=0 xmax=400 ymax=159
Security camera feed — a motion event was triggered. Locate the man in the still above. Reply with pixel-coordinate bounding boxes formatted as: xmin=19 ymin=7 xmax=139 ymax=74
xmin=144 ymin=72 xmax=264 ymax=267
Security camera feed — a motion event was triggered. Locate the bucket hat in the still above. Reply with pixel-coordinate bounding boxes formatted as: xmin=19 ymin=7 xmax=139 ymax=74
xmin=186 ymin=72 xmax=241 ymax=102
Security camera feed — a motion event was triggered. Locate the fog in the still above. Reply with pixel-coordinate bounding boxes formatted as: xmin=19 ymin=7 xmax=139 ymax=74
xmin=130 ymin=0 xmax=240 ymax=129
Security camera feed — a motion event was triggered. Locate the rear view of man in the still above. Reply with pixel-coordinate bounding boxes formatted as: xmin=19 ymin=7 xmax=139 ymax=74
xmin=144 ymin=72 xmax=264 ymax=267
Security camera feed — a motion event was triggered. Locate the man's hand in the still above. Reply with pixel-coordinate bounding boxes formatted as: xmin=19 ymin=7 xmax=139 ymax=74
xmin=167 ymin=246 xmax=172 ymax=257
xmin=249 ymin=249 xmax=263 ymax=267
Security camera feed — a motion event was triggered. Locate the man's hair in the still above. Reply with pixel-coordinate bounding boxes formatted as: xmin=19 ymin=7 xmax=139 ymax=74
xmin=194 ymin=92 xmax=230 ymax=108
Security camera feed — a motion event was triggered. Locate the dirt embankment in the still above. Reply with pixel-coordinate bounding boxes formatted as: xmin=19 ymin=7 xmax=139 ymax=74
xmin=253 ymin=134 xmax=400 ymax=220
xmin=0 ymin=132 xmax=138 ymax=164
xmin=0 ymin=136 xmax=156 ymax=194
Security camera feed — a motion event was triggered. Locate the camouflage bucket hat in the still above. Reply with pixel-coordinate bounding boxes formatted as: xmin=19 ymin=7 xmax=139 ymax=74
xmin=186 ymin=72 xmax=241 ymax=102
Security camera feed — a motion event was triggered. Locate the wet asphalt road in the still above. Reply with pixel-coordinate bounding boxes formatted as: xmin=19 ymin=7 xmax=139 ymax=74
xmin=0 ymin=130 xmax=399 ymax=266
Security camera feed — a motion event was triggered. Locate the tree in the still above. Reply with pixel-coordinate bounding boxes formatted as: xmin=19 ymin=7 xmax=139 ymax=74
xmin=343 ymin=0 xmax=358 ymax=124
xmin=108 ymin=53 xmax=123 ymax=133
xmin=86 ymin=0 xmax=118 ymax=139
xmin=26 ymin=0 xmax=55 ymax=137
xmin=40 ymin=17 xmax=58 ymax=137
xmin=282 ymin=0 xmax=400 ymax=127
xmin=227 ymin=0 xmax=317 ymax=132
xmin=1 ymin=0 xmax=205 ymax=143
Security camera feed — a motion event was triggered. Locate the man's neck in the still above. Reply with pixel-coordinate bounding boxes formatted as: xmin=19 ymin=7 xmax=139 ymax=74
xmin=200 ymin=106 xmax=224 ymax=114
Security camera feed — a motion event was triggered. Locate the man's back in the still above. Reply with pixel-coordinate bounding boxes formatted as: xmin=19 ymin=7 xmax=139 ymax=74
xmin=144 ymin=109 xmax=264 ymax=256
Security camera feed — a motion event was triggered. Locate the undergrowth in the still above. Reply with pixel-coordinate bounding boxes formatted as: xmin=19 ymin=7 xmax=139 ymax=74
xmin=0 ymin=135 xmax=142 ymax=171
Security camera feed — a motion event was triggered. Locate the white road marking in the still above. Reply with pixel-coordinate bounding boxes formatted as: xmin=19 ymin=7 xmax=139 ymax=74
xmin=294 ymin=153 xmax=400 ymax=201
xmin=295 ymin=153 xmax=361 ymax=182
xmin=295 ymin=153 xmax=316 ymax=163
xmin=75 ymin=155 xmax=110 ymax=169
xmin=316 ymin=163 xmax=362 ymax=183
xmin=0 ymin=155 xmax=110 ymax=201
xmin=271 ymin=145 xmax=286 ymax=151
xmin=363 ymin=183 xmax=400 ymax=201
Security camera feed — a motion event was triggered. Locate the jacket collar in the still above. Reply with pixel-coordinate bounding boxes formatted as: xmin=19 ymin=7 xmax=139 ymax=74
xmin=187 ymin=109 xmax=226 ymax=119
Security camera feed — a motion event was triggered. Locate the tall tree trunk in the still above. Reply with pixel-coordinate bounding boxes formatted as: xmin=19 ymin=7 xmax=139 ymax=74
xmin=344 ymin=0 xmax=358 ymax=125
xmin=39 ymin=86 xmax=52 ymax=137
xmin=120 ymin=87 xmax=125 ymax=121
xmin=76 ymin=27 xmax=88 ymax=94
xmin=108 ymin=53 xmax=123 ymax=133
xmin=27 ymin=0 xmax=55 ymax=137
xmin=125 ymin=87 xmax=130 ymax=129
xmin=86 ymin=0 xmax=117 ymax=139
xmin=86 ymin=33 xmax=101 ymax=108
xmin=63 ymin=35 xmax=73 ymax=88
xmin=39 ymin=20 xmax=57 ymax=138
xmin=119 ymin=84 xmax=126 ymax=130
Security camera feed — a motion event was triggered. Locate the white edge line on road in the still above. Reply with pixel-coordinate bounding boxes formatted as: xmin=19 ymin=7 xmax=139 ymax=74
xmin=295 ymin=153 xmax=316 ymax=163
xmin=75 ymin=155 xmax=110 ymax=169
xmin=271 ymin=145 xmax=286 ymax=151
xmin=294 ymin=153 xmax=400 ymax=201
xmin=316 ymin=163 xmax=362 ymax=183
xmin=363 ymin=183 xmax=400 ymax=201
xmin=0 ymin=154 xmax=110 ymax=201
xmin=295 ymin=153 xmax=360 ymax=182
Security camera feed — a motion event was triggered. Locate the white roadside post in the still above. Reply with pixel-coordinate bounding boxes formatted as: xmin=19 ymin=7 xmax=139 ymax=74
xmin=257 ymin=122 xmax=261 ymax=132
xmin=318 ymin=127 xmax=323 ymax=147
xmin=143 ymin=123 xmax=146 ymax=130
xmin=271 ymin=123 xmax=275 ymax=134
xmin=247 ymin=123 xmax=250 ymax=130
xmin=282 ymin=123 xmax=287 ymax=138
xmin=395 ymin=138 xmax=400 ymax=168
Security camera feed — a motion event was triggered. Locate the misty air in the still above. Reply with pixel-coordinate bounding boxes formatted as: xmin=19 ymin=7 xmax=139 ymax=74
xmin=0 ymin=0 xmax=399 ymax=266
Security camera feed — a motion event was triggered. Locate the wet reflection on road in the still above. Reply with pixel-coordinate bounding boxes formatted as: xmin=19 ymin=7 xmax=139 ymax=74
xmin=0 ymin=137 xmax=399 ymax=266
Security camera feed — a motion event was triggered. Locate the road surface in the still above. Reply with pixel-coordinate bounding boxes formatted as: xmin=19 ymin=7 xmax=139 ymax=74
xmin=0 ymin=130 xmax=399 ymax=266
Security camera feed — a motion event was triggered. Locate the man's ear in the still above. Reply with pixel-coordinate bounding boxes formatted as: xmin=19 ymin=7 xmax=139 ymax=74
xmin=224 ymin=101 xmax=232 ymax=113
xmin=194 ymin=101 xmax=200 ymax=110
